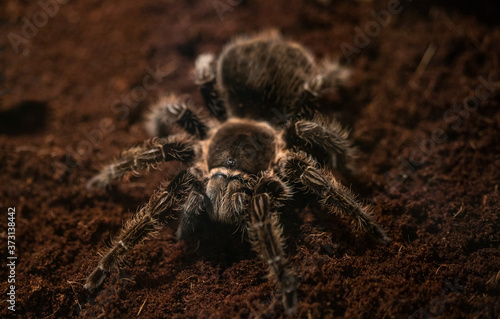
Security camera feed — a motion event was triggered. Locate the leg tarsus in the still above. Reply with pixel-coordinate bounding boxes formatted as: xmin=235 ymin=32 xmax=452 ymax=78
xmin=195 ymin=53 xmax=227 ymax=121
xmin=294 ymin=60 xmax=351 ymax=120
xmin=304 ymin=59 xmax=351 ymax=96
xmin=84 ymin=266 xmax=106 ymax=293
xmin=85 ymin=170 xmax=194 ymax=292
xmin=319 ymin=58 xmax=351 ymax=90
xmin=145 ymin=94 xmax=209 ymax=139
xmin=248 ymin=194 xmax=298 ymax=314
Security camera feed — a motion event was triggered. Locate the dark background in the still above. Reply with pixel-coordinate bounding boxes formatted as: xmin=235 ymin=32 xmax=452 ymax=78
xmin=1 ymin=0 xmax=499 ymax=318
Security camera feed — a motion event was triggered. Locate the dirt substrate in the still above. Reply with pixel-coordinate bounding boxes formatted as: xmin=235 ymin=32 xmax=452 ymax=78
xmin=1 ymin=0 xmax=499 ymax=318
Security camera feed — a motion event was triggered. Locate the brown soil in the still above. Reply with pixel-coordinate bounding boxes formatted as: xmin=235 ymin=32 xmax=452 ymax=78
xmin=1 ymin=0 xmax=499 ymax=318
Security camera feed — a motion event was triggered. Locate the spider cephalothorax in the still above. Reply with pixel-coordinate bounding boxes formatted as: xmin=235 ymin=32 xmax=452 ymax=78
xmin=84 ymin=31 xmax=388 ymax=315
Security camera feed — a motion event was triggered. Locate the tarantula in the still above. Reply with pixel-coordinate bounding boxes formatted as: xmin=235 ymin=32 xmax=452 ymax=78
xmin=84 ymin=31 xmax=389 ymax=315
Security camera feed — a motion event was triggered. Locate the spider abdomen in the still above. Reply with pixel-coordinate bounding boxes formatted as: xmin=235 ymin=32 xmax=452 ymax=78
xmin=217 ymin=32 xmax=316 ymax=121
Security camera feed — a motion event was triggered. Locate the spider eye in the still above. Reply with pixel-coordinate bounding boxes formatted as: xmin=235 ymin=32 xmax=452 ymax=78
xmin=226 ymin=159 xmax=236 ymax=167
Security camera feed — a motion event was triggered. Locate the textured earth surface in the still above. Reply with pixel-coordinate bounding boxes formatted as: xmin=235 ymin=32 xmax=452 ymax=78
xmin=1 ymin=0 xmax=499 ymax=318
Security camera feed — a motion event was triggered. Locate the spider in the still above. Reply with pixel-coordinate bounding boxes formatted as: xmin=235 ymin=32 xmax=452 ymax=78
xmin=84 ymin=30 xmax=389 ymax=315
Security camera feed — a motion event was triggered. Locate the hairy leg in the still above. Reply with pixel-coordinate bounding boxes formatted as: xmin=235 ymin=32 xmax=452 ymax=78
xmin=317 ymin=59 xmax=351 ymax=91
xmin=85 ymin=170 xmax=194 ymax=292
xmin=86 ymin=135 xmax=196 ymax=190
xmin=247 ymin=193 xmax=297 ymax=315
xmin=176 ymin=176 xmax=210 ymax=240
xmin=281 ymin=151 xmax=389 ymax=244
xmin=144 ymin=94 xmax=209 ymax=139
xmin=284 ymin=116 xmax=356 ymax=172
xmin=194 ymin=53 xmax=227 ymax=121
xmin=254 ymin=171 xmax=293 ymax=208
xmin=293 ymin=60 xmax=351 ymax=120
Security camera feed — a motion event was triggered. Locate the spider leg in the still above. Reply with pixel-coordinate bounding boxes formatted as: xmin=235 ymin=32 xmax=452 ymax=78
xmin=194 ymin=53 xmax=227 ymax=121
xmin=281 ymin=151 xmax=389 ymax=244
xmin=293 ymin=88 xmax=317 ymax=120
xmin=254 ymin=171 xmax=293 ymax=208
xmin=247 ymin=193 xmax=297 ymax=315
xmin=317 ymin=59 xmax=351 ymax=92
xmin=304 ymin=59 xmax=351 ymax=97
xmin=86 ymin=134 xmax=197 ymax=190
xmin=85 ymin=169 xmax=194 ymax=292
xmin=284 ymin=116 xmax=356 ymax=172
xmin=144 ymin=94 xmax=209 ymax=139
xmin=293 ymin=60 xmax=351 ymax=120
xmin=176 ymin=176 xmax=211 ymax=240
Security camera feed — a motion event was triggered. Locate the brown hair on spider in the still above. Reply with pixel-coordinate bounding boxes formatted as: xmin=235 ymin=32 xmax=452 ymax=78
xmin=84 ymin=30 xmax=386 ymax=315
